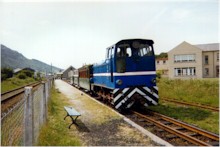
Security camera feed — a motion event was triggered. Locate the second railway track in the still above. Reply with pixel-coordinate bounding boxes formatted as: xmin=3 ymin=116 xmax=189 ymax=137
xmin=161 ymin=98 xmax=219 ymax=112
xmin=1 ymin=82 xmax=42 ymax=102
xmin=1 ymin=82 xmax=42 ymax=115
xmin=125 ymin=109 xmax=219 ymax=146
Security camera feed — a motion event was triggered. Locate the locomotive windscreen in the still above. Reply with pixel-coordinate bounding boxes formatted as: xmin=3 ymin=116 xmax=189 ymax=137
xmin=116 ymin=39 xmax=154 ymax=58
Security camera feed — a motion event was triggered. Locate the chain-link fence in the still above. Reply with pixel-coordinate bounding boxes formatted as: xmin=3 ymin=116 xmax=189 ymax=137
xmin=1 ymin=79 xmax=53 ymax=146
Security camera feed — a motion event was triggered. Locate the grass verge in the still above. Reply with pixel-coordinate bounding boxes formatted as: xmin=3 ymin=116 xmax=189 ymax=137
xmin=157 ymin=78 xmax=219 ymax=107
xmin=1 ymin=77 xmax=37 ymax=93
xmin=147 ymin=102 xmax=219 ymax=134
xmin=37 ymin=87 xmax=81 ymax=146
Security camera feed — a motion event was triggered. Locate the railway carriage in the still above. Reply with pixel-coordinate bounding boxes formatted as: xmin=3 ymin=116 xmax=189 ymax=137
xmin=78 ymin=65 xmax=93 ymax=91
xmin=91 ymin=39 xmax=159 ymax=110
xmin=73 ymin=69 xmax=79 ymax=87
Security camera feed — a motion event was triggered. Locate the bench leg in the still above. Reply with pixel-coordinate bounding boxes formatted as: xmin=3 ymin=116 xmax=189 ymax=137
xmin=64 ymin=113 xmax=69 ymax=120
xmin=69 ymin=116 xmax=79 ymax=129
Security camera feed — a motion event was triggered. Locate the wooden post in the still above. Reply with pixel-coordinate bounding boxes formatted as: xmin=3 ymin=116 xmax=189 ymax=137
xmin=24 ymin=87 xmax=33 ymax=146
xmin=42 ymin=82 xmax=47 ymax=122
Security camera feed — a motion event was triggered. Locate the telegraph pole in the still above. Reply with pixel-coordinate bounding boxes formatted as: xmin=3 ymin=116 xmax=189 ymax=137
xmin=51 ymin=63 xmax=52 ymax=75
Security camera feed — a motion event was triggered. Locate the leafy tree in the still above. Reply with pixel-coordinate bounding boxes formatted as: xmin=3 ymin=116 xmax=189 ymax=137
xmin=23 ymin=70 xmax=34 ymax=77
xmin=155 ymin=52 xmax=168 ymax=59
xmin=1 ymin=67 xmax=13 ymax=81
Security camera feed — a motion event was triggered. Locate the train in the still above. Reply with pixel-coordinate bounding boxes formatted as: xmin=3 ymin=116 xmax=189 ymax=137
xmin=72 ymin=39 xmax=159 ymax=110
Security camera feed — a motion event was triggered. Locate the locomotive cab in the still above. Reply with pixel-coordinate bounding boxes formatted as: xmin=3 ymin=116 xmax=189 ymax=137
xmin=115 ymin=40 xmax=155 ymax=74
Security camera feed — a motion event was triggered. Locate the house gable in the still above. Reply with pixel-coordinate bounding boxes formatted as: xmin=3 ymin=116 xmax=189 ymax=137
xmin=169 ymin=41 xmax=202 ymax=54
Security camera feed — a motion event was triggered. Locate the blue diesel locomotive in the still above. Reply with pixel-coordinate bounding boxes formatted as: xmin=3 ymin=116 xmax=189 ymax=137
xmin=73 ymin=39 xmax=159 ymax=110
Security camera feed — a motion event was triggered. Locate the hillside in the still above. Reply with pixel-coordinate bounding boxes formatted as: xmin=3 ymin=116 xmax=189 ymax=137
xmin=1 ymin=44 xmax=62 ymax=73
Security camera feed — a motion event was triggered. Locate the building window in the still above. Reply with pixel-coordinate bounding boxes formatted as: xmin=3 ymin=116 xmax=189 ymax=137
xmin=204 ymin=68 xmax=209 ymax=76
xmin=174 ymin=54 xmax=195 ymax=63
xmin=174 ymin=67 xmax=196 ymax=76
xmin=204 ymin=55 xmax=209 ymax=64
xmin=157 ymin=60 xmax=160 ymax=64
xmin=163 ymin=60 xmax=166 ymax=64
xmin=216 ymin=66 xmax=219 ymax=77
xmin=217 ymin=53 xmax=219 ymax=61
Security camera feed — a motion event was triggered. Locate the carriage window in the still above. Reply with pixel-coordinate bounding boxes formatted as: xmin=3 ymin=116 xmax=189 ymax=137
xmin=138 ymin=45 xmax=153 ymax=56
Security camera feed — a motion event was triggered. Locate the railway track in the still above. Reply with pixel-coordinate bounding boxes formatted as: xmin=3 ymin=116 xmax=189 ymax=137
xmin=1 ymin=82 xmax=42 ymax=114
xmin=126 ymin=110 xmax=219 ymax=146
xmin=161 ymin=98 xmax=219 ymax=112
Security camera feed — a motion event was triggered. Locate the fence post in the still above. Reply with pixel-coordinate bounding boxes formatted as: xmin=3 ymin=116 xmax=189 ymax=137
xmin=24 ymin=87 xmax=33 ymax=146
xmin=42 ymin=81 xmax=47 ymax=122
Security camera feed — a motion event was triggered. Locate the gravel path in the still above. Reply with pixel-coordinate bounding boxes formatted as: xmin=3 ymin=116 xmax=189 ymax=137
xmin=55 ymin=79 xmax=158 ymax=146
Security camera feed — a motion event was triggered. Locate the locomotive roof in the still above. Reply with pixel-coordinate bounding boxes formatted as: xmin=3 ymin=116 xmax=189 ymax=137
xmin=107 ymin=39 xmax=154 ymax=49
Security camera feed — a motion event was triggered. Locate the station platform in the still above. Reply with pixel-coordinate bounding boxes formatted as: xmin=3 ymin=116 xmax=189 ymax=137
xmin=55 ymin=79 xmax=171 ymax=146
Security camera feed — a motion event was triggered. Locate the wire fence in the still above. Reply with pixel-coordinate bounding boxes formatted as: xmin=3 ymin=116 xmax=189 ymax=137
xmin=1 ymin=79 xmax=53 ymax=146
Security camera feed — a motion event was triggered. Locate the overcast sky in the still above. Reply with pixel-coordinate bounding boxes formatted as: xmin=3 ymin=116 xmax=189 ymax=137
xmin=0 ymin=0 xmax=219 ymax=69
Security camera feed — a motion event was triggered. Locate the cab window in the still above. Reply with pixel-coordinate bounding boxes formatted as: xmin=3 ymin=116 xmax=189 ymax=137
xmin=106 ymin=49 xmax=110 ymax=59
xmin=138 ymin=45 xmax=153 ymax=56
xmin=110 ymin=47 xmax=114 ymax=58
xmin=117 ymin=47 xmax=132 ymax=57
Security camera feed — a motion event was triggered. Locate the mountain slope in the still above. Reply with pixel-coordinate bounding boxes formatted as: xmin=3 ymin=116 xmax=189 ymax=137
xmin=1 ymin=44 xmax=62 ymax=73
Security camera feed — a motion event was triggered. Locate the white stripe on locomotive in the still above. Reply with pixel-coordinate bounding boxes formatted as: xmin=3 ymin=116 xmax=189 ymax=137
xmin=143 ymin=87 xmax=159 ymax=99
xmin=93 ymin=71 xmax=156 ymax=77
xmin=153 ymin=86 xmax=158 ymax=91
xmin=113 ymin=88 xmax=129 ymax=102
xmin=126 ymin=101 xmax=135 ymax=108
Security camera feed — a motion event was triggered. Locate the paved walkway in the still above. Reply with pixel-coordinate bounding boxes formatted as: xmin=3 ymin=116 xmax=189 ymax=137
xmin=54 ymin=79 xmax=170 ymax=146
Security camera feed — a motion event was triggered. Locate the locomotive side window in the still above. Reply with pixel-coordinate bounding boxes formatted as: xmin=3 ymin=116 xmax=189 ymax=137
xmin=106 ymin=48 xmax=111 ymax=59
xmin=106 ymin=48 xmax=115 ymax=59
xmin=110 ymin=47 xmax=114 ymax=58
xmin=117 ymin=47 xmax=132 ymax=57
xmin=126 ymin=47 xmax=132 ymax=57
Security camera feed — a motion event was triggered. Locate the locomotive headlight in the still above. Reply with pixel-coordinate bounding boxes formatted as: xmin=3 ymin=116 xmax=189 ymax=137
xmin=151 ymin=78 xmax=156 ymax=84
xmin=116 ymin=79 xmax=123 ymax=85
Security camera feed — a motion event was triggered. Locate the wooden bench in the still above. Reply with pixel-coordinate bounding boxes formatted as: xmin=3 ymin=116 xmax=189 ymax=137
xmin=64 ymin=106 xmax=81 ymax=129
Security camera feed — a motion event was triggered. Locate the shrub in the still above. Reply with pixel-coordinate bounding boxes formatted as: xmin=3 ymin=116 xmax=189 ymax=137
xmin=17 ymin=73 xmax=27 ymax=79
xmin=1 ymin=67 xmax=13 ymax=81
xmin=156 ymin=71 xmax=161 ymax=80
xmin=23 ymin=70 xmax=34 ymax=77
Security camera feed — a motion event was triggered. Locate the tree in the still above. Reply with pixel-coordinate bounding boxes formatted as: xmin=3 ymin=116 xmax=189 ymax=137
xmin=23 ymin=70 xmax=34 ymax=77
xmin=155 ymin=52 xmax=168 ymax=59
xmin=1 ymin=67 xmax=13 ymax=81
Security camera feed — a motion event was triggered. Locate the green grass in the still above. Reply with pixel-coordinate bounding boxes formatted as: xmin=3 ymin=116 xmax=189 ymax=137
xmin=147 ymin=102 xmax=219 ymax=134
xmin=1 ymin=77 xmax=37 ymax=93
xmin=37 ymin=88 xmax=81 ymax=146
xmin=157 ymin=78 xmax=219 ymax=107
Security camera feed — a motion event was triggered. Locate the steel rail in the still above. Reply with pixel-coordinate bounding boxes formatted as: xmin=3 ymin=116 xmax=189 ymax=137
xmin=1 ymin=82 xmax=42 ymax=102
xmin=132 ymin=110 xmax=218 ymax=146
xmin=161 ymin=98 xmax=219 ymax=112
xmin=149 ymin=110 xmax=219 ymax=141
